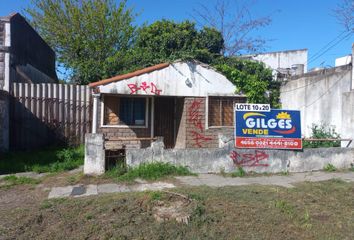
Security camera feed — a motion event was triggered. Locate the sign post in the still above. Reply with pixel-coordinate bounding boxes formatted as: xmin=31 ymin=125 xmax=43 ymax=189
xmin=235 ymin=104 xmax=302 ymax=150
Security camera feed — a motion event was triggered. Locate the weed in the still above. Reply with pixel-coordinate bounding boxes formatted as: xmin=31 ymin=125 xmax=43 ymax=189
xmin=193 ymin=203 xmax=206 ymax=217
xmin=109 ymin=162 xmax=195 ymax=181
xmin=104 ymin=161 xmax=127 ymax=178
xmin=1 ymin=175 xmax=41 ymax=187
xmin=350 ymin=163 xmax=354 ymax=172
xmin=274 ymin=200 xmax=295 ymax=218
xmin=149 ymin=192 xmax=162 ymax=201
xmin=303 ymin=123 xmax=340 ymax=148
xmin=281 ymin=171 xmax=289 ymax=176
xmin=324 ymin=163 xmax=336 ymax=172
xmin=188 ymin=193 xmax=205 ymax=201
xmin=231 ymin=167 xmax=246 ymax=177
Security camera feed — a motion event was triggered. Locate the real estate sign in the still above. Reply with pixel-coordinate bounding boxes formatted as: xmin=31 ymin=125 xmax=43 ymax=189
xmin=235 ymin=104 xmax=302 ymax=149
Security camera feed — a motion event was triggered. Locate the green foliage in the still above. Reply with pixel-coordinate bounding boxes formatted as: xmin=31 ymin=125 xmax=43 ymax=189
xmin=274 ymin=200 xmax=295 ymax=218
xmin=107 ymin=162 xmax=194 ymax=181
xmin=149 ymin=192 xmax=162 ymax=201
xmin=129 ymin=20 xmax=224 ymax=68
xmin=324 ymin=163 xmax=337 ymax=172
xmin=303 ymin=123 xmax=341 ymax=148
xmin=0 ymin=145 xmax=84 ymax=174
xmin=231 ymin=167 xmax=246 ymax=177
xmin=213 ymin=58 xmax=280 ymax=107
xmin=1 ymin=175 xmax=41 ymax=187
xmin=26 ymin=0 xmax=136 ymax=84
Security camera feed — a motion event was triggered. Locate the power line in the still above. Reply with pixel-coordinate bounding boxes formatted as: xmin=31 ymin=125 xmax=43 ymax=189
xmin=307 ymin=31 xmax=348 ymax=62
xmin=307 ymin=31 xmax=353 ymax=65
xmin=299 ymin=70 xmax=347 ymax=109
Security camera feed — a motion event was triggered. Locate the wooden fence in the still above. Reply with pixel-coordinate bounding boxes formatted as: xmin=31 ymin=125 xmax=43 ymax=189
xmin=9 ymin=83 xmax=92 ymax=150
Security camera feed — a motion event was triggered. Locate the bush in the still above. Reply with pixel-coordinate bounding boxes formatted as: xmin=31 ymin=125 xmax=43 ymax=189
xmin=107 ymin=162 xmax=194 ymax=181
xmin=231 ymin=167 xmax=246 ymax=177
xmin=324 ymin=163 xmax=336 ymax=172
xmin=303 ymin=123 xmax=341 ymax=148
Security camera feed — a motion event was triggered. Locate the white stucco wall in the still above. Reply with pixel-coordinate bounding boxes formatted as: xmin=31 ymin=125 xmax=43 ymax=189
xmin=250 ymin=49 xmax=308 ymax=74
xmin=280 ymin=65 xmax=352 ymax=139
xmin=98 ymin=61 xmax=239 ymax=97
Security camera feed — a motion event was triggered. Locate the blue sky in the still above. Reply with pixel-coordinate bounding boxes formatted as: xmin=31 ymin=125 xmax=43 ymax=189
xmin=1 ymin=0 xmax=353 ymax=70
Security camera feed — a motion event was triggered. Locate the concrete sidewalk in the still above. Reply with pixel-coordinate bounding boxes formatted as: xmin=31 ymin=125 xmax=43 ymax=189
xmin=47 ymin=171 xmax=354 ymax=199
xmin=176 ymin=171 xmax=354 ymax=188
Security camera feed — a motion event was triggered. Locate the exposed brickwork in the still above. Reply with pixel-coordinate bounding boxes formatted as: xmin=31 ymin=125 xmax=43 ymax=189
xmin=185 ymin=97 xmax=233 ymax=149
xmin=97 ymin=97 xmax=151 ymax=150
xmin=98 ymin=96 xmax=235 ymax=150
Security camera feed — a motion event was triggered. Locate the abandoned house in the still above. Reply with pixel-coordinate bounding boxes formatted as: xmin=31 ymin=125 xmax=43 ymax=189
xmin=88 ymin=60 xmax=246 ymax=151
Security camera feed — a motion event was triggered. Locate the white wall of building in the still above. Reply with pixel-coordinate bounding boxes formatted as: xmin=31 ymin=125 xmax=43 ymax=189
xmin=249 ymin=49 xmax=308 ymax=74
xmin=280 ymin=65 xmax=352 ymax=143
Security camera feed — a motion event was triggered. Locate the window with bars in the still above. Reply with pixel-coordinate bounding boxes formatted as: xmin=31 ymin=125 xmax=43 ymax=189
xmin=208 ymin=96 xmax=246 ymax=127
xmin=103 ymin=96 xmax=147 ymax=126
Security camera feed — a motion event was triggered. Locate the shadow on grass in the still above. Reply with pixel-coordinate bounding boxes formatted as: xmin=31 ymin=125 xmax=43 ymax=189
xmin=0 ymin=145 xmax=84 ymax=174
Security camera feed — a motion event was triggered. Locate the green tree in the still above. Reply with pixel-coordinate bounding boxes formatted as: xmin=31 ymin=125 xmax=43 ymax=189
xmin=26 ymin=0 xmax=136 ymax=84
xmin=128 ymin=20 xmax=224 ymax=68
xmin=213 ymin=57 xmax=280 ymax=107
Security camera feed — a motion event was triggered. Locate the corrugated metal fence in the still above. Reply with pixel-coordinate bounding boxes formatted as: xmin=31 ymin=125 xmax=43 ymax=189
xmin=10 ymin=83 xmax=92 ymax=150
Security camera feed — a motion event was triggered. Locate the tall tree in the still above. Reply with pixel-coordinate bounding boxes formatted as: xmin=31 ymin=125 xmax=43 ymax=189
xmin=334 ymin=0 xmax=354 ymax=32
xmin=192 ymin=0 xmax=272 ymax=56
xmin=26 ymin=0 xmax=136 ymax=84
xmin=129 ymin=20 xmax=224 ymax=67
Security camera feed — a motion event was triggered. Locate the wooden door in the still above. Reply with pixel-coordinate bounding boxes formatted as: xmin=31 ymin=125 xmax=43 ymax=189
xmin=154 ymin=97 xmax=175 ymax=148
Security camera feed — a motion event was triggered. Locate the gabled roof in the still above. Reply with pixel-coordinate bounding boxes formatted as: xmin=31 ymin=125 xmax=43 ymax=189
xmin=89 ymin=63 xmax=170 ymax=87
xmin=93 ymin=60 xmax=241 ymax=97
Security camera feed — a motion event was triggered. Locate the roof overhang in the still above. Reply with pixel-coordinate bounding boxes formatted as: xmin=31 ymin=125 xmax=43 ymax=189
xmin=90 ymin=61 xmax=243 ymax=97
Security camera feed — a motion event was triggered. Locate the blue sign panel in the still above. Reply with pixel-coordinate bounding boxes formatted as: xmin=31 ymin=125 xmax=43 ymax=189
xmin=235 ymin=108 xmax=302 ymax=149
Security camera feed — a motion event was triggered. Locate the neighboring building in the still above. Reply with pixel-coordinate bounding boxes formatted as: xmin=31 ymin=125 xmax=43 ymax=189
xmin=280 ymin=43 xmax=354 ymax=147
xmin=242 ymin=49 xmax=308 ymax=79
xmin=335 ymin=55 xmax=352 ymax=67
xmin=0 ymin=13 xmax=58 ymax=152
xmin=89 ymin=60 xmax=246 ymax=150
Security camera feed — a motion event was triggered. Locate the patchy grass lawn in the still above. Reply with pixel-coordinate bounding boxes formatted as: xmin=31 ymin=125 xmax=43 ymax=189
xmin=0 ymin=145 xmax=84 ymax=174
xmin=0 ymin=179 xmax=353 ymax=240
xmin=0 ymin=175 xmax=41 ymax=189
xmin=105 ymin=162 xmax=196 ymax=182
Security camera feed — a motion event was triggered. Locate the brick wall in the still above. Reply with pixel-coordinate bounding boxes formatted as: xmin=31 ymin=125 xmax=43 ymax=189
xmin=185 ymin=97 xmax=233 ymax=148
xmin=97 ymin=95 xmax=235 ymax=150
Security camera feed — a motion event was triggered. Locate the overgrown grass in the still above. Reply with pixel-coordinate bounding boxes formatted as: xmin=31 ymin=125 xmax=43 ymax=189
xmin=106 ymin=162 xmax=195 ymax=181
xmin=0 ymin=175 xmax=41 ymax=188
xmin=0 ymin=145 xmax=84 ymax=174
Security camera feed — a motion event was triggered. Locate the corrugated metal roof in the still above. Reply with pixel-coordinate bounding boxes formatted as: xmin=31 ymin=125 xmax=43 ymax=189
xmin=89 ymin=63 xmax=170 ymax=87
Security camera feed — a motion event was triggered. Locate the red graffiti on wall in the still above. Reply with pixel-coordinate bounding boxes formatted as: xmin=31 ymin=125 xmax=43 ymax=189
xmin=188 ymin=99 xmax=203 ymax=131
xmin=188 ymin=99 xmax=212 ymax=147
xmin=190 ymin=131 xmax=212 ymax=147
xmin=127 ymin=82 xmax=162 ymax=95
xmin=150 ymin=82 xmax=162 ymax=95
xmin=229 ymin=150 xmax=269 ymax=167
